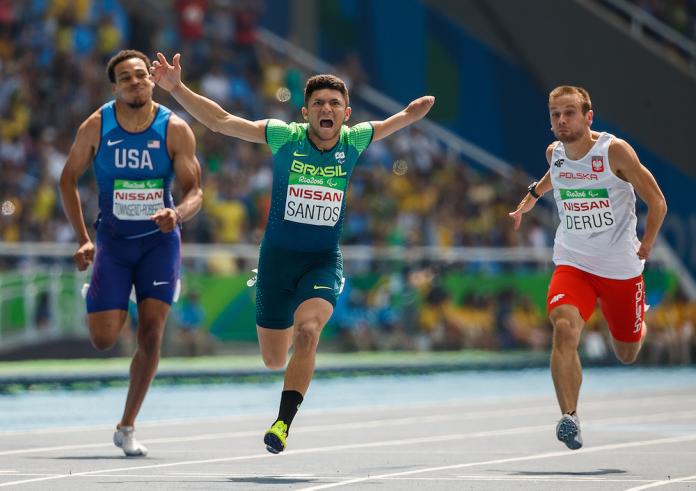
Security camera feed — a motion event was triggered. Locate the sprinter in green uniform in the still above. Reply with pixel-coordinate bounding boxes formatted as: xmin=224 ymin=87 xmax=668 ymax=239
xmin=151 ymin=52 xmax=435 ymax=453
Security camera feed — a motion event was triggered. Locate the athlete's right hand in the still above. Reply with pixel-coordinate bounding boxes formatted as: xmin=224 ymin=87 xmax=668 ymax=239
xmin=508 ymin=195 xmax=537 ymax=231
xmin=150 ymin=52 xmax=182 ymax=92
xmin=74 ymin=240 xmax=95 ymax=271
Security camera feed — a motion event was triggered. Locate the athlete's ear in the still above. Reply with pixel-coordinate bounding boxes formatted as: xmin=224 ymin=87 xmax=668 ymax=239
xmin=587 ymin=109 xmax=594 ymax=127
xmin=344 ymin=106 xmax=351 ymax=122
xmin=301 ymin=106 xmax=308 ymax=121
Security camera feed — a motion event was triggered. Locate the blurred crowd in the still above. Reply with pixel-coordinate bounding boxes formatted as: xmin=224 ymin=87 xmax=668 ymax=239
xmin=622 ymin=0 xmax=696 ymax=66
xmin=0 ymin=0 xmax=693 ymax=361
xmin=333 ymin=262 xmax=696 ymax=365
xmin=0 ymin=0 xmax=544 ymax=250
xmin=631 ymin=0 xmax=696 ymax=40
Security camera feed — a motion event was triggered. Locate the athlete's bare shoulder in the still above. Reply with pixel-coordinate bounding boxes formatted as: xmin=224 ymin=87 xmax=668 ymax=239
xmin=166 ymin=111 xmax=196 ymax=156
xmin=608 ymin=137 xmax=638 ymax=162
xmin=607 ymin=137 xmax=642 ymax=180
xmin=545 ymin=141 xmax=558 ymax=164
xmin=75 ymin=109 xmax=102 ymax=147
xmin=167 ymin=112 xmax=194 ymax=139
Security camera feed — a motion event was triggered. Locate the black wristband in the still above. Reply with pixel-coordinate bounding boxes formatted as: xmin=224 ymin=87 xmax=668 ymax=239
xmin=527 ymin=182 xmax=540 ymax=199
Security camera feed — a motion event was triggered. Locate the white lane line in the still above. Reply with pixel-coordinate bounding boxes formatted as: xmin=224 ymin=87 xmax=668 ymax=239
xmin=1 ymin=406 xmax=549 ymax=456
xmin=398 ymin=476 xmax=654 ymax=483
xmin=296 ymin=433 xmax=696 ymax=491
xmin=623 ymin=474 xmax=696 ymax=490
xmin=2 ymin=390 xmax=694 ymax=436
xmin=3 ymin=405 xmax=696 ymax=458
xmin=3 ymin=424 xmax=696 ymax=488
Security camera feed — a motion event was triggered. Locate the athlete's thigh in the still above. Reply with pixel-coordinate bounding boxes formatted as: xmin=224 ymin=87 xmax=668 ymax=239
xmin=547 ymin=265 xmax=597 ymax=321
xmin=294 ymin=253 xmax=343 ymax=310
xmin=255 ymin=245 xmax=297 ymax=330
xmin=134 ymin=230 xmax=181 ymax=305
xmin=294 ymin=297 xmax=334 ymax=330
xmin=257 ymin=325 xmax=294 ymax=359
xmin=86 ymin=235 xmax=134 ymax=313
xmin=596 ymin=274 xmax=645 ymax=343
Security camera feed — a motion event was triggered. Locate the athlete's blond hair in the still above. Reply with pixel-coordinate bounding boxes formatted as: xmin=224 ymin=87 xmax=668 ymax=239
xmin=548 ymin=85 xmax=592 ymax=115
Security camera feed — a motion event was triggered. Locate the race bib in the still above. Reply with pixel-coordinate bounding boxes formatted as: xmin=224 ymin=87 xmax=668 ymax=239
xmin=284 ymin=173 xmax=346 ymax=226
xmin=113 ymin=179 xmax=164 ymax=221
xmin=560 ymin=188 xmax=616 ymax=235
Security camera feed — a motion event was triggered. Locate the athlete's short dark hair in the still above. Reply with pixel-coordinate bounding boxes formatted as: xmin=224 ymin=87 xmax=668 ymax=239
xmin=304 ymin=74 xmax=349 ymax=106
xmin=106 ymin=49 xmax=151 ymax=83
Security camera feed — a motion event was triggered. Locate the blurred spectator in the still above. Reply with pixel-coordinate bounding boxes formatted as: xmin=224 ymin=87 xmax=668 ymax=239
xmin=173 ymin=290 xmax=211 ymax=356
xmin=1 ymin=0 xmax=690 ymax=357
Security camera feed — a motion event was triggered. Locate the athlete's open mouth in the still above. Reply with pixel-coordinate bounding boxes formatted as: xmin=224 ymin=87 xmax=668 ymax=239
xmin=319 ymin=119 xmax=334 ymax=128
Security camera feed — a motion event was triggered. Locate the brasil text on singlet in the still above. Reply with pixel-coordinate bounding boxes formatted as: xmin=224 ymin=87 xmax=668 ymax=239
xmin=263 ymin=119 xmax=373 ymax=252
xmin=549 ymin=132 xmax=642 ymax=279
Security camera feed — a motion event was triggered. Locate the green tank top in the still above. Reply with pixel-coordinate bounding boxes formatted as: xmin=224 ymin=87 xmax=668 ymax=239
xmin=264 ymin=119 xmax=373 ymax=252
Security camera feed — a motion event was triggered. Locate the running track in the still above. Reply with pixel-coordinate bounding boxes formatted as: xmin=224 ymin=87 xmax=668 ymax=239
xmin=1 ymin=386 xmax=695 ymax=490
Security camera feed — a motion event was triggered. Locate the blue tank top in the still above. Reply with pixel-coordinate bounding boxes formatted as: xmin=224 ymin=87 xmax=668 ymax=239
xmin=94 ymin=101 xmax=174 ymax=239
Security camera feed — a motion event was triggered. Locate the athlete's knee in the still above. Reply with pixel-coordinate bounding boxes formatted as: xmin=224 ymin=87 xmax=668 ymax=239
xmin=550 ymin=316 xmax=582 ymax=352
xmin=261 ymin=352 xmax=287 ymax=370
xmin=293 ymin=319 xmax=322 ymax=353
xmin=137 ymin=324 xmax=164 ymax=356
xmin=87 ymin=319 xmax=122 ymax=351
xmin=90 ymin=331 xmax=119 ymax=351
xmin=613 ymin=344 xmax=640 ymax=364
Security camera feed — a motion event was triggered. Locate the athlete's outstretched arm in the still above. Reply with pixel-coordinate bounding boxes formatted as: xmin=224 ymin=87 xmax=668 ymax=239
xmin=608 ymin=139 xmax=667 ymax=260
xmin=370 ymin=96 xmax=435 ymax=142
xmin=59 ymin=114 xmax=100 ymax=271
xmin=509 ymin=144 xmax=556 ymax=231
xmin=150 ymin=52 xmax=266 ymax=143
xmin=151 ymin=117 xmax=203 ymax=233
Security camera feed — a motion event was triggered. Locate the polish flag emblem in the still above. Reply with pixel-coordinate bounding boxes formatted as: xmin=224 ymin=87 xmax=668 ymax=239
xmin=591 ymin=156 xmax=604 ymax=172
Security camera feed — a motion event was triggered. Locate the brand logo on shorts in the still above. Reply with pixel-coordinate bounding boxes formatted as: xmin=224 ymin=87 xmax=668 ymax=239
xmin=550 ymin=293 xmax=565 ymax=304
xmin=153 ymin=281 xmax=169 ymax=286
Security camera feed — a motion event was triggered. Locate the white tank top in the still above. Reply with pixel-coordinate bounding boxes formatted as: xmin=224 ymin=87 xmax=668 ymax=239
xmin=550 ymin=132 xmax=643 ymax=279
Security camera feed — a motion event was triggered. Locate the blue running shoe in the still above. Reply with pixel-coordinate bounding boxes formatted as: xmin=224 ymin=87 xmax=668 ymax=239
xmin=556 ymin=413 xmax=583 ymax=450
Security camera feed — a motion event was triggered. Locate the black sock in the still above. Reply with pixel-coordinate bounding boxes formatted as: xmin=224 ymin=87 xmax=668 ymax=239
xmin=276 ymin=390 xmax=303 ymax=430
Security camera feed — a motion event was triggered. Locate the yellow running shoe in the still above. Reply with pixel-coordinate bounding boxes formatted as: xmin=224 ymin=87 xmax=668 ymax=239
xmin=264 ymin=420 xmax=288 ymax=454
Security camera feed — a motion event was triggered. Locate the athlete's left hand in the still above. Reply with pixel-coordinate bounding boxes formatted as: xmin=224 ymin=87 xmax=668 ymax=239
xmin=405 ymin=96 xmax=436 ymax=120
xmin=151 ymin=208 xmax=178 ymax=233
xmin=637 ymin=241 xmax=653 ymax=260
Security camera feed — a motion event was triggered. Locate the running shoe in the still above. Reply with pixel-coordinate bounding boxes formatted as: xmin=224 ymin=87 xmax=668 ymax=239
xmin=264 ymin=420 xmax=288 ymax=454
xmin=556 ymin=413 xmax=583 ymax=450
xmin=113 ymin=425 xmax=148 ymax=456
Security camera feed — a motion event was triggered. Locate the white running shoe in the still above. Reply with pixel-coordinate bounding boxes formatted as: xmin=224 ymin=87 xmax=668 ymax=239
xmin=113 ymin=425 xmax=148 ymax=456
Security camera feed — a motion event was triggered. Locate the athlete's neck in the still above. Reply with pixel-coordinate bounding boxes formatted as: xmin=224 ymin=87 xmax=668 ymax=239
xmin=563 ymin=130 xmax=598 ymax=161
xmin=307 ymin=127 xmax=339 ymax=152
xmin=115 ymin=100 xmax=157 ymax=133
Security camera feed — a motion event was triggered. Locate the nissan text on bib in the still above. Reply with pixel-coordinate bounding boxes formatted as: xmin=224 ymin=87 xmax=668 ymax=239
xmin=113 ymin=179 xmax=165 ymax=220
xmin=560 ymin=188 xmax=615 ymax=235
xmin=284 ymin=172 xmax=346 ymax=226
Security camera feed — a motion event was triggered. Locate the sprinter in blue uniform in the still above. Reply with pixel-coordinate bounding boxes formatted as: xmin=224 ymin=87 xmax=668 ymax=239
xmin=151 ymin=52 xmax=434 ymax=453
xmin=59 ymin=50 xmax=202 ymax=457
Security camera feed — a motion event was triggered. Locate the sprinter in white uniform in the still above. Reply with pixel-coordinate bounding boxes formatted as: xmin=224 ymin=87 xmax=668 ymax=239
xmin=509 ymin=85 xmax=667 ymax=450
